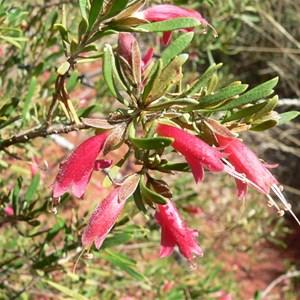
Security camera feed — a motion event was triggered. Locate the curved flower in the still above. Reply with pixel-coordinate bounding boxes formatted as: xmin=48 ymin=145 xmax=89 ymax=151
xmin=82 ymin=187 xmax=125 ymax=249
xmin=157 ymin=123 xmax=225 ymax=183
xmin=137 ymin=5 xmax=216 ymax=45
xmin=155 ymin=199 xmax=203 ymax=260
xmin=216 ymin=133 xmax=300 ymax=225
xmin=216 ymin=134 xmax=277 ymax=197
xmin=52 ymin=132 xmax=110 ymax=198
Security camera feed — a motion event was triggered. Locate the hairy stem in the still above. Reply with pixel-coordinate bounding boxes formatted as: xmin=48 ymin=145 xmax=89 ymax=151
xmin=0 ymin=123 xmax=90 ymax=150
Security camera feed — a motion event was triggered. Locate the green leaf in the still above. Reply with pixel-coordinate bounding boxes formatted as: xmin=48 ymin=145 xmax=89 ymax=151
xmin=103 ymin=44 xmax=125 ymax=103
xmin=136 ymin=17 xmax=200 ymax=32
xmin=252 ymin=95 xmax=278 ymax=121
xmin=133 ymin=186 xmax=147 ymax=214
xmin=53 ymin=23 xmax=69 ymax=43
xmin=0 ymin=115 xmax=22 ymax=130
xmin=278 ymin=111 xmax=300 ymax=124
xmin=139 ymin=176 xmax=168 ymax=205
xmin=217 ymin=77 xmax=278 ymax=111
xmin=189 ymin=84 xmax=248 ymax=110
xmin=222 ymin=101 xmax=267 ymax=122
xmin=161 ymin=32 xmax=194 ymax=67
xmin=102 ymin=232 xmax=132 ymax=248
xmin=66 ymin=70 xmax=79 ymax=92
xmin=0 ymin=97 xmax=19 ymax=118
xmin=97 ymin=251 xmax=146 ymax=280
xmin=24 ymin=174 xmax=40 ymax=204
xmin=11 ymin=177 xmax=23 ymax=215
xmin=128 ymin=123 xmax=173 ymax=150
xmin=42 ymin=279 xmax=89 ymax=300
xmin=22 ymin=76 xmax=37 ymax=126
xmin=78 ymin=0 xmax=88 ymax=21
xmin=88 ymin=0 xmax=104 ymax=29
xmin=147 ymin=98 xmax=198 ymax=110
xmin=45 ymin=215 xmax=66 ymax=243
xmin=250 ymin=119 xmax=278 ymax=131
xmin=158 ymin=162 xmax=190 ymax=172
xmin=184 ymin=63 xmax=223 ymax=96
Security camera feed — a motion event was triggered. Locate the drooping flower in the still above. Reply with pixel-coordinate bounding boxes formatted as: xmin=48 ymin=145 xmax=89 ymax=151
xmin=216 ymin=134 xmax=277 ymax=197
xmin=52 ymin=132 xmax=111 ymax=199
xmin=156 ymin=123 xmax=225 ymax=183
xmin=136 ymin=5 xmax=217 ymax=45
xmin=155 ymin=199 xmax=203 ymax=260
xmin=82 ymin=187 xmax=125 ymax=249
xmin=118 ymin=33 xmax=154 ymax=72
xmin=216 ymin=133 xmax=300 ymax=225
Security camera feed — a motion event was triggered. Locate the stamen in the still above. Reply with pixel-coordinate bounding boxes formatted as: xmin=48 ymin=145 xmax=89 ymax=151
xmin=267 ymin=201 xmax=274 ymax=207
xmin=277 ymin=210 xmax=285 ymax=217
xmin=266 ymin=194 xmax=281 ymax=211
xmin=271 ymin=184 xmax=300 ymax=226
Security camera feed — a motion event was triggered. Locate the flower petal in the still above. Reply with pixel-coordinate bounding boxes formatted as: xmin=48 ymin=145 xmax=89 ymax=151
xmin=53 ymin=133 xmax=109 ymax=198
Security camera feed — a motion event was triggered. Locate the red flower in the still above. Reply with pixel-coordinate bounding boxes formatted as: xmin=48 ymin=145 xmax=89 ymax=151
xmin=217 ymin=134 xmax=277 ymax=197
xmin=118 ymin=33 xmax=154 ymax=72
xmin=157 ymin=123 xmax=225 ymax=183
xmin=82 ymin=187 xmax=125 ymax=249
xmin=216 ymin=134 xmax=300 ymax=225
xmin=137 ymin=5 xmax=216 ymax=45
xmin=52 ymin=133 xmax=110 ymax=198
xmin=155 ymin=199 xmax=203 ymax=260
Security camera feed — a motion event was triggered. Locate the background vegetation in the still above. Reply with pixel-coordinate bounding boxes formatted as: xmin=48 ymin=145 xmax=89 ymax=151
xmin=0 ymin=0 xmax=299 ymax=299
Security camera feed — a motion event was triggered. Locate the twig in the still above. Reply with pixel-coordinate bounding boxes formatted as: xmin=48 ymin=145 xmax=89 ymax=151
xmin=0 ymin=123 xmax=90 ymax=150
xmin=260 ymin=270 xmax=300 ymax=299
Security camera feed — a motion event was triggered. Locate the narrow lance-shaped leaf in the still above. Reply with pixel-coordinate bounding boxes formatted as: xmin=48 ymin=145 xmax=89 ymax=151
xmin=22 ymin=76 xmax=37 ymax=126
xmin=136 ymin=17 xmax=200 ymax=32
xmin=24 ymin=174 xmax=40 ymax=204
xmin=78 ymin=0 xmax=88 ymax=21
xmin=88 ymin=0 xmax=104 ymax=29
xmin=278 ymin=111 xmax=300 ymax=124
xmin=222 ymin=101 xmax=267 ymax=123
xmin=251 ymin=95 xmax=278 ymax=121
xmin=185 ymin=84 xmax=248 ymax=111
xmin=103 ymin=44 xmax=126 ymax=103
xmin=147 ymin=32 xmax=194 ymax=80
xmin=215 ymin=77 xmax=279 ymax=111
xmin=128 ymin=122 xmax=173 ymax=150
xmin=184 ymin=63 xmax=223 ymax=96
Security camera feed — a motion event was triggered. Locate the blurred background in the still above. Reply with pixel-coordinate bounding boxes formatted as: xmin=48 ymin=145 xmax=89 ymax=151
xmin=0 ymin=0 xmax=299 ymax=299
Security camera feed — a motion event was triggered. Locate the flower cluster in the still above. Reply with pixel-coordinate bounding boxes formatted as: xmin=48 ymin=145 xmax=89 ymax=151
xmin=51 ymin=2 xmax=299 ymax=267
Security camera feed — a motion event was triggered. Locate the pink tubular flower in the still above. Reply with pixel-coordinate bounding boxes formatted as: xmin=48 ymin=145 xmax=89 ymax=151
xmin=137 ymin=5 xmax=216 ymax=45
xmin=118 ymin=33 xmax=154 ymax=72
xmin=157 ymin=123 xmax=225 ymax=183
xmin=52 ymin=132 xmax=110 ymax=199
xmin=216 ymin=134 xmax=277 ymax=197
xmin=155 ymin=199 xmax=203 ymax=260
xmin=216 ymin=134 xmax=300 ymax=225
xmin=82 ymin=187 xmax=125 ymax=249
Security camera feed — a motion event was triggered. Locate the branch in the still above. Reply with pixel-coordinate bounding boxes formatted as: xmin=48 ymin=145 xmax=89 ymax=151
xmin=260 ymin=270 xmax=300 ymax=299
xmin=0 ymin=123 xmax=90 ymax=150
